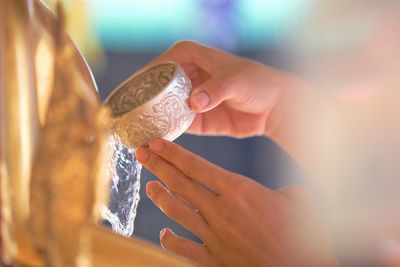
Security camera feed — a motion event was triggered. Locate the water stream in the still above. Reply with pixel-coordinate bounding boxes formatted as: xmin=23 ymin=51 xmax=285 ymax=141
xmin=101 ymin=134 xmax=142 ymax=237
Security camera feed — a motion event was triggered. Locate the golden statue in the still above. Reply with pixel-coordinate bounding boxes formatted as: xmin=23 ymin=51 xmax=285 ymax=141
xmin=0 ymin=1 xmax=194 ymax=266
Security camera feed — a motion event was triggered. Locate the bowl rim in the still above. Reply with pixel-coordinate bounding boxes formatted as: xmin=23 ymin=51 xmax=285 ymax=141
xmin=103 ymin=61 xmax=184 ymax=117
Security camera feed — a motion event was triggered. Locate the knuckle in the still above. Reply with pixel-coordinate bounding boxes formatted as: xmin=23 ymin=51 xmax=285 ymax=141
xmin=235 ymin=194 xmax=251 ymax=211
xmin=212 ymin=78 xmax=228 ymax=98
xmin=163 ymin=141 xmax=178 ymax=159
xmin=145 ymin=153 xmax=160 ymax=170
xmin=219 ymin=170 xmax=241 ymax=190
xmin=161 ymin=200 xmax=177 ymax=218
xmin=185 ymin=154 xmax=202 ymax=172
xmin=165 ymin=177 xmax=183 ymax=194
xmin=173 ymin=40 xmax=196 ymax=50
xmin=234 ymin=177 xmax=252 ymax=195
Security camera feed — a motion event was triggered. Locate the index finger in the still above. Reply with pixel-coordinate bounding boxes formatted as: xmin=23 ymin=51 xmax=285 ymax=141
xmin=149 ymin=41 xmax=197 ymax=66
xmin=148 ymin=40 xmax=230 ymax=73
xmin=149 ymin=41 xmax=211 ymax=70
xmin=148 ymin=138 xmax=230 ymax=193
xmin=141 ymin=41 xmax=212 ymax=88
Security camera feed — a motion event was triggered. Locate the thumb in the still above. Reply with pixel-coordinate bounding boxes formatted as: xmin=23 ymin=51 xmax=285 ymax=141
xmin=189 ymin=78 xmax=231 ymax=113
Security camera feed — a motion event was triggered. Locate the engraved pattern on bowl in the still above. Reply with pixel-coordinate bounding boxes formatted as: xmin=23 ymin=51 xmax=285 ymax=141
xmin=104 ymin=62 xmax=195 ymax=149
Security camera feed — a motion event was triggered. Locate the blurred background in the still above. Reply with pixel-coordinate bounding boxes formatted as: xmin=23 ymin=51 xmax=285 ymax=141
xmin=50 ymin=0 xmax=311 ymax=246
xmin=43 ymin=1 xmax=400 ymax=266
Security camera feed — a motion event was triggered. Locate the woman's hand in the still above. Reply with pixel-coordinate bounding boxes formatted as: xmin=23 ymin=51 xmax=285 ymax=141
xmin=147 ymin=41 xmax=306 ymax=138
xmin=136 ymin=139 xmax=338 ymax=267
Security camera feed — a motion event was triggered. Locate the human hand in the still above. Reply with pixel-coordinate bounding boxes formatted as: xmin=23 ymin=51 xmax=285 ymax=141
xmin=136 ymin=139 xmax=339 ymax=267
xmin=148 ymin=41 xmax=306 ymax=138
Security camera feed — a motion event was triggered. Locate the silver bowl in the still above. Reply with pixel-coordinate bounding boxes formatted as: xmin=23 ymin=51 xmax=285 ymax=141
xmin=104 ymin=62 xmax=195 ymax=149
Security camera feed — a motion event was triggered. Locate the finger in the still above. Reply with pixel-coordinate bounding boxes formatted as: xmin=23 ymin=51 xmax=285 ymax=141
xmin=145 ymin=41 xmax=238 ymax=113
xmin=129 ymin=42 xmax=203 ymax=86
xmin=181 ymin=63 xmax=212 ymax=89
xmin=186 ymin=106 xmax=264 ymax=137
xmin=148 ymin=138 xmax=230 ymax=193
xmin=160 ymin=228 xmax=211 ymax=266
xmin=148 ymin=41 xmax=197 ymax=66
xmin=136 ymin=147 xmax=216 ymax=212
xmin=190 ymin=77 xmax=233 ymax=112
xmin=149 ymin=40 xmax=222 ymax=72
xmin=146 ymin=181 xmax=209 ymax=238
xmin=185 ymin=109 xmax=234 ymax=136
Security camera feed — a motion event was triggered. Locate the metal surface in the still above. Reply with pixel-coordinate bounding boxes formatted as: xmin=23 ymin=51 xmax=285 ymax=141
xmin=29 ymin=4 xmax=109 ymax=267
xmin=105 ymin=62 xmax=195 ymax=149
xmin=0 ymin=0 xmax=100 ymax=266
xmin=0 ymin=0 xmax=51 ymax=265
xmin=0 ymin=1 xmax=195 ymax=267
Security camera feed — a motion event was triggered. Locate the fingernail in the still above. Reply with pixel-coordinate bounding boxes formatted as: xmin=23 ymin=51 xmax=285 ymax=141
xmin=136 ymin=147 xmax=149 ymax=162
xmin=146 ymin=181 xmax=158 ymax=197
xmin=160 ymin=228 xmax=170 ymax=239
xmin=191 ymin=91 xmax=210 ymax=110
xmin=149 ymin=139 xmax=164 ymax=152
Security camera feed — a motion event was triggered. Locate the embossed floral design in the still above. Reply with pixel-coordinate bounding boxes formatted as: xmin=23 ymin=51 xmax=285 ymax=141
xmin=109 ymin=64 xmax=195 ymax=149
xmin=106 ymin=63 xmax=176 ymax=116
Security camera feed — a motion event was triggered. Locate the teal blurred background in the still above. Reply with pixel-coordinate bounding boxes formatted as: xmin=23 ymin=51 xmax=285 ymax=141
xmin=90 ymin=0 xmax=312 ymax=52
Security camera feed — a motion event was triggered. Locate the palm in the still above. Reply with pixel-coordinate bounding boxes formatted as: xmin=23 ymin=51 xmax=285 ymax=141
xmin=187 ymin=102 xmax=268 ymax=138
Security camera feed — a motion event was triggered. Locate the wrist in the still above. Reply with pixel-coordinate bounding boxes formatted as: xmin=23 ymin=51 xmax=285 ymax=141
xmin=263 ymin=71 xmax=309 ymax=138
xmin=262 ymin=69 xmax=312 ymax=164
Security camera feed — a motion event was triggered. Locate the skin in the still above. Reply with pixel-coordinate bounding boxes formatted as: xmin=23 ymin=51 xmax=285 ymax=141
xmin=136 ymin=41 xmax=339 ymax=266
xmin=148 ymin=41 xmax=306 ymax=140
xmin=136 ymin=139 xmax=338 ymax=267
xmin=147 ymin=41 xmax=312 ymax=166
